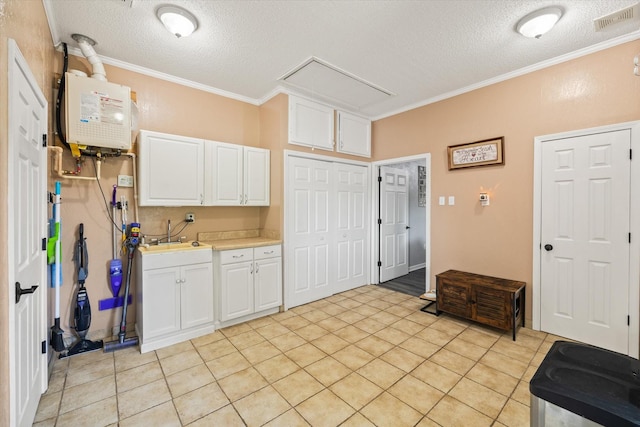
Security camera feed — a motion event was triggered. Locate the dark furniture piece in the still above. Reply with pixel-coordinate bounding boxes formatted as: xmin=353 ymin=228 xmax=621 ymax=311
xmin=435 ymin=270 xmax=525 ymax=340
xmin=530 ymin=341 xmax=640 ymax=426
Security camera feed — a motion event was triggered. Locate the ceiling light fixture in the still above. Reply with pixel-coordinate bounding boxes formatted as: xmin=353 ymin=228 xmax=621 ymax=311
xmin=516 ymin=7 xmax=563 ymax=39
xmin=157 ymin=5 xmax=198 ymax=38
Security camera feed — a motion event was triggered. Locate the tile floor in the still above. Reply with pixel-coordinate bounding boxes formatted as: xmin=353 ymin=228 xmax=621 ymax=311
xmin=34 ymin=285 xmax=561 ymax=426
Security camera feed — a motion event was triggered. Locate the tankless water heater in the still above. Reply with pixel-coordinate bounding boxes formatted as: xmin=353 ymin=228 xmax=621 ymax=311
xmin=65 ymin=72 xmax=132 ymax=150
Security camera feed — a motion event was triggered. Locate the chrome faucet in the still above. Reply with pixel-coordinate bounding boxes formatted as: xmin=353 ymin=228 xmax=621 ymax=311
xmin=167 ymin=219 xmax=171 ymax=243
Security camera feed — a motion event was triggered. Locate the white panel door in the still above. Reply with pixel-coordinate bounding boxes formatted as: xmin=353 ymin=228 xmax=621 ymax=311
xmin=379 ymin=167 xmax=409 ymax=282
xmin=142 ymin=268 xmax=181 ymax=339
xmin=288 ymin=95 xmax=334 ymax=151
xmin=138 ymin=130 xmax=204 ymax=206
xmin=8 ymin=39 xmax=48 ymax=427
xmin=244 ymin=147 xmax=270 ymax=206
xmin=540 ymin=130 xmax=630 ymax=353
xmin=335 ymin=163 xmax=369 ymax=292
xmin=220 ymin=261 xmax=254 ymax=321
xmin=337 ymin=111 xmax=371 ymax=158
xmin=180 ymin=263 xmax=214 ymax=330
xmin=287 ymin=156 xmax=333 ymax=308
xmin=205 ymin=141 xmax=243 ymax=205
xmin=255 ymin=257 xmax=283 ymax=311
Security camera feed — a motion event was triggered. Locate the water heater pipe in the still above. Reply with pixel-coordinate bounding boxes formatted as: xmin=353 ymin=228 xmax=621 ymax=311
xmin=72 ymin=34 xmax=107 ymax=81
xmin=47 ymin=147 xmax=139 ymax=223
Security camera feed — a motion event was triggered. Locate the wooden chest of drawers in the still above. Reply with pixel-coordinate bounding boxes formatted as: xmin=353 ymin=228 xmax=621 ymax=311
xmin=436 ymin=270 xmax=525 ymax=340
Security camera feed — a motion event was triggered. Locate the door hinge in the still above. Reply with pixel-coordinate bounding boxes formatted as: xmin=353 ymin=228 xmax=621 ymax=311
xmin=42 ymin=238 xmax=47 ymax=251
xmin=378 ymin=176 xmax=382 ymax=183
xmin=42 ymin=134 xmax=47 ymax=148
xmin=41 ymin=340 xmax=47 ymax=354
xmin=377 ymin=218 xmax=382 ymax=225
xmin=628 ymin=315 xmax=630 ymax=326
xmin=630 ymin=149 xmax=633 ymax=160
xmin=629 ymin=233 xmax=632 ymax=243
xmin=377 ymin=261 xmax=382 ymax=267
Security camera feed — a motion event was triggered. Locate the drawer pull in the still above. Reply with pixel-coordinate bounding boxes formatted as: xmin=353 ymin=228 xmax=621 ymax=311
xmin=263 ymin=250 xmax=274 ymax=254
xmin=232 ymin=254 xmax=244 ymax=258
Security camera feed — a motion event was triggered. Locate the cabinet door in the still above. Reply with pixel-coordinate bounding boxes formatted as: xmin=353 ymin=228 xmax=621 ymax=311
xmin=254 ymin=257 xmax=282 ymax=312
xmin=288 ymin=95 xmax=334 ymax=151
xmin=337 ymin=111 xmax=371 ymax=158
xmin=142 ymin=267 xmax=181 ymax=339
xmin=181 ymin=262 xmax=214 ymax=330
xmin=436 ymin=278 xmax=472 ymax=318
xmin=472 ymin=286 xmax=510 ymax=329
xmin=138 ymin=130 xmax=204 ymax=206
xmin=220 ymin=261 xmax=254 ymax=321
xmin=205 ymin=141 xmax=243 ymax=206
xmin=244 ymin=147 xmax=270 ymax=206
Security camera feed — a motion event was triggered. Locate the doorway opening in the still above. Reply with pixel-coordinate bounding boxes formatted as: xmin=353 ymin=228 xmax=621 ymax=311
xmin=372 ymin=154 xmax=431 ymax=297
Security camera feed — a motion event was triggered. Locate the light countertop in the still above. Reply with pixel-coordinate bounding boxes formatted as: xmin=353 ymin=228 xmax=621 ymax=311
xmin=201 ymin=237 xmax=281 ymax=250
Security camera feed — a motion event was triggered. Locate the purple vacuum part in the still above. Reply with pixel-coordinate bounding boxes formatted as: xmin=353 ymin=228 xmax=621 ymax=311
xmin=109 ymin=259 xmax=123 ymax=297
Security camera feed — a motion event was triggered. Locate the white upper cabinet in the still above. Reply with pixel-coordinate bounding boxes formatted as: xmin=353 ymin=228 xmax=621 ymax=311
xmin=138 ymin=130 xmax=204 ymax=206
xmin=205 ymin=141 xmax=270 ymax=206
xmin=205 ymin=141 xmax=243 ymax=205
xmin=336 ymin=111 xmax=371 ymax=158
xmin=244 ymin=147 xmax=270 ymax=206
xmin=288 ymin=95 xmax=334 ymax=151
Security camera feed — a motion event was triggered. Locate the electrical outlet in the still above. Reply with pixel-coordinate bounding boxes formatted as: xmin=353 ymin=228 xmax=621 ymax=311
xmin=117 ymin=175 xmax=134 ymax=187
xmin=185 ymin=213 xmax=195 ymax=222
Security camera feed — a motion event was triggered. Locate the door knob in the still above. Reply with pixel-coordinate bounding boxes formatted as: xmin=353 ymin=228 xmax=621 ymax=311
xmin=406 ymin=226 xmax=411 ymax=230
xmin=544 ymin=244 xmax=553 ymax=251
xmin=15 ymin=282 xmax=38 ymax=304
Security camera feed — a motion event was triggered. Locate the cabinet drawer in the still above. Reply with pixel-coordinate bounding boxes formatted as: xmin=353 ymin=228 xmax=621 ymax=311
xmin=254 ymin=245 xmax=281 ymax=260
xmin=219 ymin=248 xmax=253 ymax=264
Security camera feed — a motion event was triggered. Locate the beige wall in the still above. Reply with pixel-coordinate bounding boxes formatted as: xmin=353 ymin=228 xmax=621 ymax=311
xmin=372 ymin=40 xmax=640 ymax=325
xmin=0 ymin=0 xmax=56 ymax=423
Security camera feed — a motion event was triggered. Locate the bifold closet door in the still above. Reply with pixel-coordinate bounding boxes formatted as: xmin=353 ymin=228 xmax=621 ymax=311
xmin=287 ymin=157 xmax=334 ymax=308
xmin=335 ymin=163 xmax=369 ymax=292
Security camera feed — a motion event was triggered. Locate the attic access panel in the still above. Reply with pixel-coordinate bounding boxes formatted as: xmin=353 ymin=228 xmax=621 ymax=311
xmin=280 ymin=58 xmax=394 ymax=110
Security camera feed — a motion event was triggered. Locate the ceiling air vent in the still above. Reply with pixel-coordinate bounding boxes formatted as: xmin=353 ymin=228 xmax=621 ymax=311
xmin=594 ymin=3 xmax=640 ymax=31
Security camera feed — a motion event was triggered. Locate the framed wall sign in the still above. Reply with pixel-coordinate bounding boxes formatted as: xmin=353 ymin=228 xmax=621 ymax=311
xmin=447 ymin=137 xmax=504 ymax=170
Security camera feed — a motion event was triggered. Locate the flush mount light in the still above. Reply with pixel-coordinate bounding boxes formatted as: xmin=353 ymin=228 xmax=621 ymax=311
xmin=516 ymin=7 xmax=563 ymax=39
xmin=157 ymin=5 xmax=198 ymax=38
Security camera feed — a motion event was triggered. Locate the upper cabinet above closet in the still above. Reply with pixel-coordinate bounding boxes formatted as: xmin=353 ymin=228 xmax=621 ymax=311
xmin=336 ymin=111 xmax=372 ymax=158
xmin=288 ymin=95 xmax=334 ymax=151
xmin=288 ymin=95 xmax=371 ymax=158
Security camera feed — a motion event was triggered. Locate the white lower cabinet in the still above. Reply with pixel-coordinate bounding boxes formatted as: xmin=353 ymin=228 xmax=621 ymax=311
xmin=214 ymin=245 xmax=282 ymax=325
xmin=136 ymin=248 xmax=214 ymax=353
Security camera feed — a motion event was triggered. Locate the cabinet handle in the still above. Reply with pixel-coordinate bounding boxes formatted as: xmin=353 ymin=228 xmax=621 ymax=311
xmin=244 ymin=194 xmax=248 ymax=205
xmin=263 ymin=250 xmax=274 ymax=254
xmin=200 ymin=194 xmax=203 ymax=205
xmin=256 ymin=264 xmax=259 ymax=274
xmin=232 ymin=254 xmax=244 ymax=259
xmin=250 ymin=265 xmax=253 ymax=274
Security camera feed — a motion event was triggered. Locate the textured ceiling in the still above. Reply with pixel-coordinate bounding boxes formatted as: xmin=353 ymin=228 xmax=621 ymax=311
xmin=43 ymin=0 xmax=640 ymax=119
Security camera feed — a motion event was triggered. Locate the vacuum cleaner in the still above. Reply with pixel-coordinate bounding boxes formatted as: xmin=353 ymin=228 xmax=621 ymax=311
xmin=104 ymin=222 xmax=141 ymax=352
xmin=61 ymin=223 xmax=103 ymax=358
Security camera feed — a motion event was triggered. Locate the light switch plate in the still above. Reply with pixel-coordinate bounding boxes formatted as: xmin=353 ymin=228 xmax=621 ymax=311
xmin=448 ymin=196 xmax=455 ymax=205
xmin=439 ymin=196 xmax=445 ymax=206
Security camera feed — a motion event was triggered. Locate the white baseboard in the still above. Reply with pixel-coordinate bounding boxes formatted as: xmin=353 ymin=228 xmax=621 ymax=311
xmin=409 ymin=263 xmax=426 ymax=272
